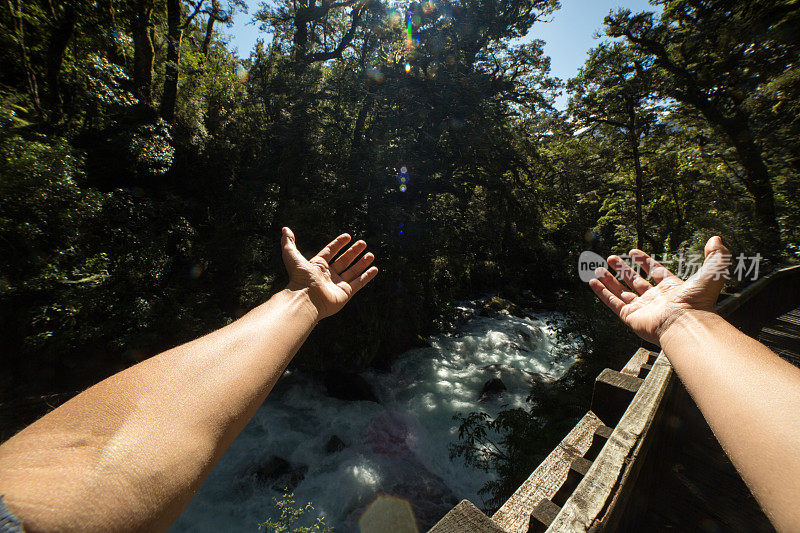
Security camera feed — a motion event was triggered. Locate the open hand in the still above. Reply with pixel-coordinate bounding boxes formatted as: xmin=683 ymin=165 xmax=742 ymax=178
xmin=281 ymin=227 xmax=379 ymax=320
xmin=589 ymin=236 xmax=731 ymax=345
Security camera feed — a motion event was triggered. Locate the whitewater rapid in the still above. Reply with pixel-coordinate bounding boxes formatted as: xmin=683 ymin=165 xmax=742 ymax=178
xmin=170 ymin=301 xmax=577 ymax=532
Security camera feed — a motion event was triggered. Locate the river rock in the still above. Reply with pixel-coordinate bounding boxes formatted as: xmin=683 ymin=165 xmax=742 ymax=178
xmin=250 ymin=456 xmax=308 ymax=491
xmin=325 ymin=435 xmax=347 ymax=454
xmin=324 ymin=372 xmax=379 ymax=403
xmin=480 ymin=377 xmax=507 ymax=400
xmin=478 ymin=296 xmax=527 ymax=318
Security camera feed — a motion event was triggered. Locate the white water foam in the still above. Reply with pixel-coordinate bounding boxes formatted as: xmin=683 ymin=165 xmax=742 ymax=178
xmin=170 ymin=302 xmax=577 ymax=532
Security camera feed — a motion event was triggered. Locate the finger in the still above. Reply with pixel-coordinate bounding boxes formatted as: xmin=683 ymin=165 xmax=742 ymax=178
xmin=704 ymin=236 xmax=730 ymax=260
xmin=629 ymin=249 xmax=676 ymax=284
xmin=608 ymin=255 xmax=652 ymax=295
xmin=316 ymin=234 xmax=352 ymax=263
xmin=281 ymin=227 xmax=306 ymax=267
xmin=595 ymin=267 xmax=637 ymax=304
xmin=589 ymin=278 xmax=626 ymax=316
xmin=348 ymin=266 xmax=379 ymax=295
xmin=331 ymin=240 xmax=367 ymax=274
xmin=341 ymin=252 xmax=375 ymax=282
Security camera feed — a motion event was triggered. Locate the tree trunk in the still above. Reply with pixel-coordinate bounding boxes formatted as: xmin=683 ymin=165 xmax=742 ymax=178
xmin=132 ymin=0 xmax=155 ymax=110
xmin=689 ymin=98 xmax=780 ymax=250
xmin=201 ymin=0 xmax=219 ymax=56
xmin=45 ymin=3 xmax=77 ymax=118
xmin=721 ymin=116 xmax=781 ymax=252
xmin=628 ymin=108 xmax=646 ymax=251
xmin=669 ymin=74 xmax=779 ymax=252
xmin=8 ymin=0 xmax=42 ymax=118
xmin=161 ymin=0 xmax=182 ymax=121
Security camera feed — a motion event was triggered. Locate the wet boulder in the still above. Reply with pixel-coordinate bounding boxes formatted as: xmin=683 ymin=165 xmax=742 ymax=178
xmin=325 ymin=435 xmax=347 ymax=454
xmin=250 ymin=456 xmax=308 ymax=491
xmin=365 ymin=411 xmax=419 ymax=457
xmin=480 ymin=377 xmax=507 ymax=400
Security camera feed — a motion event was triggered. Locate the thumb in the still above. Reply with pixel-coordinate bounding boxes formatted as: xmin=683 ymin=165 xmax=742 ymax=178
xmin=281 ymin=227 xmax=305 ymax=268
xmin=693 ymin=236 xmax=731 ymax=296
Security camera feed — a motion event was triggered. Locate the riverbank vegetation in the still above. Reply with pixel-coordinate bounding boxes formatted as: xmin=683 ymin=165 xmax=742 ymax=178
xmin=1 ymin=0 xmax=798 ymax=508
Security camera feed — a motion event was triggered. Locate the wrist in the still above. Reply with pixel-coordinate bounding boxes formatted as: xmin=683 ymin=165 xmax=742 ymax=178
xmin=280 ymin=285 xmax=321 ymax=323
xmin=657 ymin=308 xmax=722 ymax=347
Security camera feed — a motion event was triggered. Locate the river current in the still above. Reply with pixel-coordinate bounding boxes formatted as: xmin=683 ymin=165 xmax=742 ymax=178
xmin=170 ymin=301 xmax=577 ymax=532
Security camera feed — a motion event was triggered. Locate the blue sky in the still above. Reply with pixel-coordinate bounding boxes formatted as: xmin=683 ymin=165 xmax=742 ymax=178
xmin=222 ymin=0 xmax=661 ymax=109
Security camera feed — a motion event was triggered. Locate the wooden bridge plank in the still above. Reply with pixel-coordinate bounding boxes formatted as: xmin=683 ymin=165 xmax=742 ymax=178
xmin=491 ymin=411 xmax=603 ymax=533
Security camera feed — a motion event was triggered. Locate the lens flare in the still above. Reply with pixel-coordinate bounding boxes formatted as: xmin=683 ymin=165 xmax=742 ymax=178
xmin=584 ymin=229 xmax=599 ymax=243
xmin=367 ymin=67 xmax=386 ymax=83
xmin=235 ymin=66 xmax=249 ymax=82
xmin=111 ymin=29 xmax=132 ymax=46
xmin=405 ymin=63 xmax=412 ymax=73
xmin=388 ymin=8 xmax=402 ymax=26
xmin=358 ymin=495 xmax=418 ymax=533
xmin=423 ymin=1 xmax=436 ymax=15
xmin=400 ymin=185 xmax=408 ymax=192
xmin=398 ymin=166 xmax=410 ymax=187
xmin=189 ymin=265 xmax=204 ymax=279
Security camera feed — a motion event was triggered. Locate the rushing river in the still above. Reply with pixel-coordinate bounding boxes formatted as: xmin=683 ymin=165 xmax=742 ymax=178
xmin=170 ymin=301 xmax=578 ymax=532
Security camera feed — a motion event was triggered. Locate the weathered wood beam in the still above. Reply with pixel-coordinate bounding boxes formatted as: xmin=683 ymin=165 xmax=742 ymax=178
xmin=528 ymin=499 xmax=561 ymax=533
xmin=428 ymin=500 xmax=508 ymax=533
xmin=620 ymin=348 xmax=657 ymax=377
xmin=590 ymin=369 xmax=643 ymax=428
xmin=545 ymin=353 xmax=673 ymax=531
xmin=492 ymin=412 xmax=603 ymax=533
xmin=584 ymin=424 xmax=613 ymax=462
xmin=552 ymin=457 xmax=593 ymax=507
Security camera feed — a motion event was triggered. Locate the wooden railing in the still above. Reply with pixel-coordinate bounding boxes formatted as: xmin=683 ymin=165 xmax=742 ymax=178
xmin=429 ymin=265 xmax=800 ymax=533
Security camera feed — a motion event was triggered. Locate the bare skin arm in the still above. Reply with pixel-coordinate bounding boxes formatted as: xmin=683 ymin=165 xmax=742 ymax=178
xmin=0 ymin=227 xmax=378 ymax=532
xmin=590 ymin=236 xmax=800 ymax=532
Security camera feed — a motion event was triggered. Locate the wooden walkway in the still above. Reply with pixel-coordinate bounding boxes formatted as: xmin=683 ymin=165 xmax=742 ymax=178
xmin=759 ymin=306 xmax=800 ymax=368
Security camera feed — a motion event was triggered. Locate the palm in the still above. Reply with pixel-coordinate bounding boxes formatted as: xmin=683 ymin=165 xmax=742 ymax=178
xmin=590 ymin=238 xmax=730 ymax=346
xmin=618 ymin=277 xmax=700 ymax=344
xmin=282 ymin=228 xmax=378 ymax=319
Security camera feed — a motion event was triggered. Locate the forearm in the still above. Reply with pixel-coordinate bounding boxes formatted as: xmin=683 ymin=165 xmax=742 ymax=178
xmin=0 ymin=287 xmax=319 ymax=532
xmin=660 ymin=311 xmax=800 ymax=532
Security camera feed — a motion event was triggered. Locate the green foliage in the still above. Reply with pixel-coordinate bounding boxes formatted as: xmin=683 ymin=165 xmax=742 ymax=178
xmin=258 ymin=493 xmax=333 ymax=533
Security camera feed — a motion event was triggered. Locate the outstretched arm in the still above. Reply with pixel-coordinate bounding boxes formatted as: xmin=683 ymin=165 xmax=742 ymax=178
xmin=0 ymin=228 xmax=378 ymax=532
xmin=590 ymin=237 xmax=800 ymax=532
